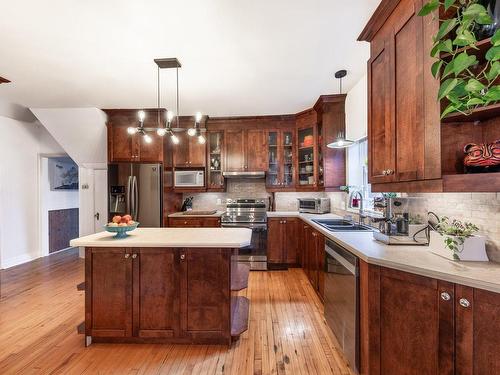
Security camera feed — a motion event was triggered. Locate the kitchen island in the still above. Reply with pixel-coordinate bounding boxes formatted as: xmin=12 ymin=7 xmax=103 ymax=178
xmin=70 ymin=227 xmax=252 ymax=346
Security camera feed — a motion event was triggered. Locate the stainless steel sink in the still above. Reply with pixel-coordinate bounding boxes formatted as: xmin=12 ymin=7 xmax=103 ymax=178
xmin=312 ymin=219 xmax=372 ymax=232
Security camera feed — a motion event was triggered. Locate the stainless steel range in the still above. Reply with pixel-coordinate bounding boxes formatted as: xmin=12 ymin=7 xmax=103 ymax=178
xmin=221 ymin=198 xmax=267 ymax=270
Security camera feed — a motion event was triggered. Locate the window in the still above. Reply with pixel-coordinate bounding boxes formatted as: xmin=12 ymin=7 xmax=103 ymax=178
xmin=347 ymin=138 xmax=375 ymax=210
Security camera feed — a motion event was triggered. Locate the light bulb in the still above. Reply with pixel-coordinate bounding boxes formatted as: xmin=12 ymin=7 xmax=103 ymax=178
xmin=195 ymin=112 xmax=202 ymax=123
xmin=138 ymin=110 xmax=146 ymax=122
xmin=157 ymin=128 xmax=167 ymax=136
xmin=127 ymin=127 xmax=138 ymax=135
xmin=187 ymin=128 xmax=196 ymax=136
xmin=144 ymin=134 xmax=152 ymax=143
xmin=198 ymin=135 xmax=206 ymax=144
xmin=167 ymin=110 xmax=175 ymax=122
xmin=171 ymin=134 xmax=180 ymax=144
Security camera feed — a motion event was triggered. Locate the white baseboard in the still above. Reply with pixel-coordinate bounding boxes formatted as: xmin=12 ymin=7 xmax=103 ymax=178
xmin=1 ymin=253 xmax=38 ymax=269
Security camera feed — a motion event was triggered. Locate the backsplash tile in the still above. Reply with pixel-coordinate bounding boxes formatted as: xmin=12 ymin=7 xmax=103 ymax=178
xmin=326 ymin=191 xmax=500 ymax=263
xmin=185 ymin=183 xmax=499 ymax=263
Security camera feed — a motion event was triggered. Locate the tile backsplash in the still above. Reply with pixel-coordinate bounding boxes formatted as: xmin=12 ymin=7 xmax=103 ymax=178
xmin=184 ymin=181 xmax=500 ymax=263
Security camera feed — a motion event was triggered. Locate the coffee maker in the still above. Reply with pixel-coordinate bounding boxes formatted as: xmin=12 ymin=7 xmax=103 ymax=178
xmin=373 ymin=197 xmax=429 ymax=245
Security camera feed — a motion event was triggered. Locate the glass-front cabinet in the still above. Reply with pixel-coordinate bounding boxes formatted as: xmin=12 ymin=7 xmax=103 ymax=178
xmin=207 ymin=131 xmax=224 ymax=191
xmin=297 ymin=124 xmax=323 ymax=189
xmin=266 ymin=129 xmax=295 ymax=190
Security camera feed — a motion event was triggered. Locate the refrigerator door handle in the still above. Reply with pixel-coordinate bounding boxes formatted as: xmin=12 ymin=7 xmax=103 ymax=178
xmin=126 ymin=176 xmax=132 ymax=214
xmin=133 ymin=176 xmax=139 ymax=221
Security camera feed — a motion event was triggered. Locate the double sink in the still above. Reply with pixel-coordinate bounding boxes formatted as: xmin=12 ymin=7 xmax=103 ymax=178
xmin=312 ymin=219 xmax=372 ymax=232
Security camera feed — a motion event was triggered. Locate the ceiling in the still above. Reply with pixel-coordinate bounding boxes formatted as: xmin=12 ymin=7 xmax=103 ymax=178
xmin=0 ymin=0 xmax=380 ymax=116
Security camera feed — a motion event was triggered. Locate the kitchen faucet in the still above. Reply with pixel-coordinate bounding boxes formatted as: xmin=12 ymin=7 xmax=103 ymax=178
xmin=349 ymin=190 xmax=366 ymax=224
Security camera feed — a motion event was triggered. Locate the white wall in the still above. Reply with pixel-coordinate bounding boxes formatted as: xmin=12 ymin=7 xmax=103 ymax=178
xmin=0 ymin=104 xmax=66 ymax=268
xmin=30 ymin=108 xmax=108 ymax=166
xmin=345 ymin=74 xmax=368 ymax=141
xmin=40 ymin=157 xmax=79 ymax=255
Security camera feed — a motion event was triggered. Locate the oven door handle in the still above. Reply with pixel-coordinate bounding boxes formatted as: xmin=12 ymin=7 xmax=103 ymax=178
xmin=221 ymin=223 xmax=267 ymax=229
xmin=325 ymin=245 xmax=356 ymax=275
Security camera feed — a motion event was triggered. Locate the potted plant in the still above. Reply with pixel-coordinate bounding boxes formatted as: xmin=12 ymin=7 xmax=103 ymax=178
xmin=430 ymin=216 xmax=489 ymax=261
xmin=418 ymin=0 xmax=500 ymax=118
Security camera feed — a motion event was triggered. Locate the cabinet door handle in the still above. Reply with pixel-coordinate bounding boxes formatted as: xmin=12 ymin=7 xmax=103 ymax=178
xmin=387 ymin=169 xmax=394 ymax=175
xmin=184 ymin=221 xmax=188 ymax=225
xmin=131 ymin=254 xmax=138 ymax=259
xmin=124 ymin=253 xmax=130 ymax=259
xmin=459 ymin=298 xmax=471 ymax=308
xmin=382 ymin=170 xmax=388 ymax=176
xmin=440 ymin=292 xmax=451 ymax=301
xmin=283 ymin=220 xmax=287 ymax=224
xmin=180 ymin=254 xmax=186 ymax=260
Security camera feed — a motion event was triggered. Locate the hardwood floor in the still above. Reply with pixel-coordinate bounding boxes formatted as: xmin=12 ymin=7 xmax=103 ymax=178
xmin=0 ymin=249 xmax=353 ymax=374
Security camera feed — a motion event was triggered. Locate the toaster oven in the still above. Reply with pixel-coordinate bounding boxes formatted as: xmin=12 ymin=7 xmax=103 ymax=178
xmin=297 ymin=198 xmax=331 ymax=214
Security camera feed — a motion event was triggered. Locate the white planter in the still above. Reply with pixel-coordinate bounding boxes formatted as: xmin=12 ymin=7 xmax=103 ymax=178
xmin=429 ymin=231 xmax=489 ymax=262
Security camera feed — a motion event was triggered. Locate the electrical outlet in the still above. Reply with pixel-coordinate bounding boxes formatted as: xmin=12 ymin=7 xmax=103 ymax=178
xmin=216 ymin=198 xmax=222 ymax=205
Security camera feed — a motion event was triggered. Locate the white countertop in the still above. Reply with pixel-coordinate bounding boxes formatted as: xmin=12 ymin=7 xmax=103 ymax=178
xmin=269 ymin=211 xmax=500 ymax=293
xmin=168 ymin=210 xmax=225 ymax=218
xmin=70 ymin=227 xmax=252 ymax=248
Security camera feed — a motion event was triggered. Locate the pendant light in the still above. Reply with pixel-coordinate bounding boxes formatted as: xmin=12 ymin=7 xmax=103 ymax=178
xmin=126 ymin=58 xmax=202 ymax=145
xmin=327 ymin=69 xmax=354 ymax=149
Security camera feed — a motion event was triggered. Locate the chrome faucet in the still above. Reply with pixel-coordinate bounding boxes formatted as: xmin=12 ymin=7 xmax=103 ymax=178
xmin=349 ymin=190 xmax=365 ymax=224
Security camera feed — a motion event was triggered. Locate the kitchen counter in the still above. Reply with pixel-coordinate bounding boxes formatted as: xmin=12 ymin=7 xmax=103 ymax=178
xmin=70 ymin=227 xmax=251 ymax=248
xmin=268 ymin=211 xmax=500 ymax=293
xmin=168 ymin=210 xmax=225 ymax=218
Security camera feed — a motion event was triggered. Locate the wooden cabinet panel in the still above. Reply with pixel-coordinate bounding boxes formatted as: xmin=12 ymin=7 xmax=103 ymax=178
xmin=315 ymin=230 xmax=325 ymax=301
xmin=182 ymin=248 xmax=230 ymax=333
xmin=109 ymin=125 xmax=136 ymax=162
xmin=392 ymin=0 xmax=422 ymax=182
xmin=173 ymin=133 xmax=206 ymax=167
xmin=360 ymin=263 xmax=455 ymax=375
xmin=133 ymin=248 xmax=179 ymax=338
xmin=225 ymin=130 xmax=245 ymax=172
xmin=284 ymin=218 xmax=299 ymax=264
xmin=368 ymin=39 xmax=394 ymax=184
xmin=246 ymin=129 xmax=267 ymax=171
xmin=267 ymin=218 xmax=284 ymax=264
xmin=168 ymin=217 xmax=221 ymax=228
xmin=455 ymin=286 xmax=500 ymax=375
xmin=88 ymin=248 xmax=132 ymax=337
xmin=379 ymin=268 xmax=441 ymax=374
xmin=138 ymin=132 xmax=163 ymax=162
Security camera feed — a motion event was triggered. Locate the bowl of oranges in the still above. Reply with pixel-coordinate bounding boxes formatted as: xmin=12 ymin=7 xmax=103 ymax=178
xmin=105 ymin=215 xmax=139 ymax=238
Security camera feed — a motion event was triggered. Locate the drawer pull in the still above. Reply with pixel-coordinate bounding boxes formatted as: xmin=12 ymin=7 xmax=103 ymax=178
xmin=440 ymin=292 xmax=451 ymax=301
xmin=459 ymin=298 xmax=470 ymax=308
xmin=124 ymin=253 xmax=130 ymax=259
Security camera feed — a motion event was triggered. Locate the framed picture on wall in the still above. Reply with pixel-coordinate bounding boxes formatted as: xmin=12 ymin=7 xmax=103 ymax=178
xmin=48 ymin=158 xmax=78 ymax=190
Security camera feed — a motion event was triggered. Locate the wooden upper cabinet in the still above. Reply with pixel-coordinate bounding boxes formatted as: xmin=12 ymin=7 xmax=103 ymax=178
xmin=245 ymin=129 xmax=268 ymax=171
xmin=224 ymin=129 xmax=267 ymax=172
xmin=225 ymin=130 xmax=246 ymax=172
xmin=360 ymin=0 xmax=441 ymax=190
xmin=105 ymin=109 xmax=164 ymax=163
xmin=173 ymin=132 xmax=206 ymax=167
xmin=368 ymin=37 xmax=394 ymax=184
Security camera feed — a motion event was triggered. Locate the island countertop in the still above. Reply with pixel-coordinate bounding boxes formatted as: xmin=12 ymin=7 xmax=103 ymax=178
xmin=70 ymin=227 xmax=252 ymax=248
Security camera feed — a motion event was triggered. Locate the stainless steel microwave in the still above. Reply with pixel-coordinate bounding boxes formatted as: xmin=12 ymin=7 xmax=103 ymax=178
xmin=297 ymin=198 xmax=331 ymax=214
xmin=174 ymin=170 xmax=205 ymax=187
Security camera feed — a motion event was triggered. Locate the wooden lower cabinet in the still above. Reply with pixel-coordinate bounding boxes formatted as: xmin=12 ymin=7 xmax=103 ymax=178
xmin=360 ymin=261 xmax=500 ymax=375
xmin=299 ymin=223 xmax=324 ymax=300
xmin=168 ymin=216 xmax=221 ymax=228
xmin=267 ymin=217 xmax=299 ymax=266
xmin=86 ymin=247 xmax=232 ymax=345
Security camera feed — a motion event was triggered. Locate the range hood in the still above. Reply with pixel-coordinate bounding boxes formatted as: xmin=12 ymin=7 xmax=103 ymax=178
xmin=222 ymin=171 xmax=266 ymax=179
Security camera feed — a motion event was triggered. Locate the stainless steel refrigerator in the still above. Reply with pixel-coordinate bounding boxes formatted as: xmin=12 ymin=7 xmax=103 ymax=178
xmin=108 ymin=163 xmax=162 ymax=227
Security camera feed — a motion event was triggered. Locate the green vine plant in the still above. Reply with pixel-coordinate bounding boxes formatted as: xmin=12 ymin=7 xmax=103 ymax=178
xmin=435 ymin=216 xmax=479 ymax=259
xmin=418 ymin=0 xmax=500 ymax=118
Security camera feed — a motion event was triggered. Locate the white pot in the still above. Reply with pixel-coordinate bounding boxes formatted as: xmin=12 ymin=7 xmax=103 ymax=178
xmin=429 ymin=231 xmax=489 ymax=262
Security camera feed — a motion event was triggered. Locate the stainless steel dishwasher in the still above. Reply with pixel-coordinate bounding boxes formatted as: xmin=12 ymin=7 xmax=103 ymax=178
xmin=324 ymin=239 xmax=359 ymax=374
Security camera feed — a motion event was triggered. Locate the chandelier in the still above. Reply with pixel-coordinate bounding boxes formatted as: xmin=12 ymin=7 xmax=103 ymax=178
xmin=127 ymin=58 xmax=204 ymax=144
